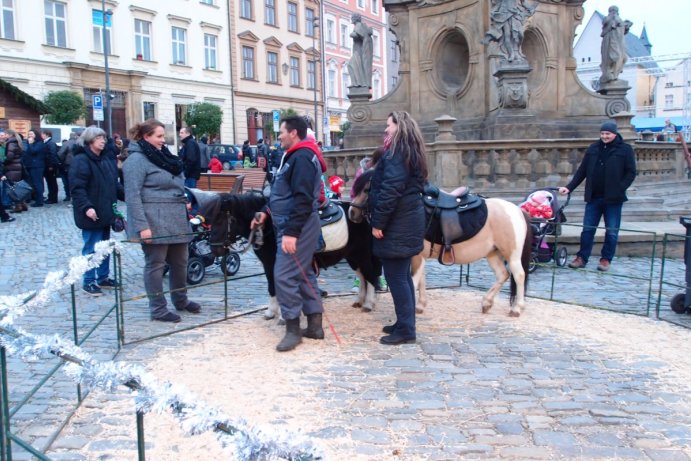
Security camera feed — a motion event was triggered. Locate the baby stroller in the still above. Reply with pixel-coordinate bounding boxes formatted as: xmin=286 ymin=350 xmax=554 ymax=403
xmin=520 ymin=187 xmax=570 ymax=273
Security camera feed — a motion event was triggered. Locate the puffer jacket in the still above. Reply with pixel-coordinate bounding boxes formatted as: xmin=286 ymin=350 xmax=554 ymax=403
xmin=368 ymin=148 xmax=425 ymax=259
xmin=3 ymin=137 xmax=24 ymax=182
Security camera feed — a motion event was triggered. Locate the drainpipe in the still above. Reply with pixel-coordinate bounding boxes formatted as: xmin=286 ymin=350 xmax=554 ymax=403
xmin=226 ymin=1 xmax=237 ymax=144
xmin=319 ymin=0 xmax=328 ymax=146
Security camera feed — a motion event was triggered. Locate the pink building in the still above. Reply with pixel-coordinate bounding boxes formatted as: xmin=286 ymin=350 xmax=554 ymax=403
xmin=323 ymin=0 xmax=387 ymax=146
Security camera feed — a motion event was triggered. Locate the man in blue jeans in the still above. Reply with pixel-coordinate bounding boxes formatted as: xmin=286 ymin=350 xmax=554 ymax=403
xmin=559 ymin=121 xmax=636 ymax=271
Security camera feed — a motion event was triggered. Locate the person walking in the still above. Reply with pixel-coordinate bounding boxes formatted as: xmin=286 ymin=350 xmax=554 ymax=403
xmin=41 ymin=129 xmax=60 ymax=204
xmin=559 ymin=121 xmax=637 ymax=272
xmin=251 ymin=115 xmax=324 ymax=352
xmin=69 ymin=126 xmax=124 ymax=295
xmin=369 ymin=111 xmax=428 ymax=345
xmin=24 ymin=129 xmax=46 ymax=207
xmin=179 ymin=126 xmax=201 ymax=188
xmin=199 ymin=136 xmax=210 ymax=173
xmin=58 ymin=131 xmax=79 ymax=201
xmin=124 ymin=119 xmax=201 ymax=322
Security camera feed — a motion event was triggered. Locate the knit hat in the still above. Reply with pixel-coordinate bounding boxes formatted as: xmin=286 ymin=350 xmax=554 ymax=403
xmin=600 ymin=121 xmax=618 ymax=134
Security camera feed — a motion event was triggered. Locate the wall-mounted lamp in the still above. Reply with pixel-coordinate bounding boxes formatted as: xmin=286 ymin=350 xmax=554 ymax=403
xmin=282 ymin=63 xmax=289 ymax=76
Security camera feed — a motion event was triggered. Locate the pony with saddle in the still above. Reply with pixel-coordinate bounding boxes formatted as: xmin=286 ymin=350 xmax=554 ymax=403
xmin=349 ymin=169 xmax=532 ymax=317
xmin=207 ymin=192 xmax=382 ymax=318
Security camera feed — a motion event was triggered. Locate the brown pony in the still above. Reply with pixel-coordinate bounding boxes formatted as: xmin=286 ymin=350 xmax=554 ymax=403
xmin=349 ymin=169 xmax=532 ymax=317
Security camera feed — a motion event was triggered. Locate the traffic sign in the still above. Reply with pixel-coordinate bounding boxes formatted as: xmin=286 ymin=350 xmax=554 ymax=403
xmin=93 ymin=109 xmax=104 ymax=121
xmin=272 ymin=110 xmax=280 ymax=132
xmin=92 ymin=95 xmax=103 ymax=110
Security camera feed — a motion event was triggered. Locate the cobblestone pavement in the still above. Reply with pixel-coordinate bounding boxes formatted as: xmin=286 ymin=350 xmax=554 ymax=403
xmin=0 ymin=197 xmax=689 ymax=460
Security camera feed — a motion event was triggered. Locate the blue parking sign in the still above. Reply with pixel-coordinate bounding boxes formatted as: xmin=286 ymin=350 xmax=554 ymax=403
xmin=92 ymin=95 xmax=103 ymax=110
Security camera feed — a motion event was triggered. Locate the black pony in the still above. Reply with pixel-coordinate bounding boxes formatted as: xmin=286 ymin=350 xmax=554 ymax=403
xmin=209 ymin=192 xmax=381 ymax=319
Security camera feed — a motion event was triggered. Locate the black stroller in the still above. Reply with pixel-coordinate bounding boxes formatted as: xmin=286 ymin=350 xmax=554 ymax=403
xmin=520 ymin=187 xmax=570 ymax=273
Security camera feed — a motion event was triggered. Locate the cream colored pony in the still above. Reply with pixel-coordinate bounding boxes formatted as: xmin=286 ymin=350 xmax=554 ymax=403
xmin=348 ymin=171 xmax=532 ymax=317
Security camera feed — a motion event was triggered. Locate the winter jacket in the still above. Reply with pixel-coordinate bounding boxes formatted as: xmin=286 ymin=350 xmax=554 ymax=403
xmin=208 ymin=157 xmax=223 ymax=173
xmin=269 ymin=140 xmax=322 ymax=238
xmin=199 ymin=141 xmax=210 ymax=170
xmin=180 ymin=136 xmax=201 ymax=180
xmin=566 ymin=134 xmax=637 ymax=204
xmin=3 ymin=137 xmax=24 ymax=182
xmin=43 ymin=137 xmax=60 ymax=169
xmin=123 ymin=141 xmax=191 ymax=244
xmin=368 ymin=148 xmax=425 ymax=259
xmin=69 ymin=146 xmax=124 ymax=230
xmin=58 ymin=139 xmax=78 ymax=171
xmin=25 ymin=140 xmax=47 ymax=170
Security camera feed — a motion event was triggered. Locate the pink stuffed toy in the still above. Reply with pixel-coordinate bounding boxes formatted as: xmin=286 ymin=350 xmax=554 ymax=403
xmin=521 ymin=191 xmax=554 ymax=219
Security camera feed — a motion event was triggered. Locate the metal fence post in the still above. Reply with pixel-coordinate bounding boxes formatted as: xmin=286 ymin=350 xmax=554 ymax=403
xmin=70 ymin=284 xmax=82 ymax=403
xmin=136 ymin=410 xmax=146 ymax=461
xmin=0 ymin=347 xmax=12 ymax=461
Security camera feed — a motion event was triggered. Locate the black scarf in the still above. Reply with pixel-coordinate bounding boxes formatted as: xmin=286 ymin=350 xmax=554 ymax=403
xmin=138 ymin=139 xmax=183 ymax=176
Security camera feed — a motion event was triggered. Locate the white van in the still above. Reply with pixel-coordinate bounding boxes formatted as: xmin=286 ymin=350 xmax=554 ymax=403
xmin=39 ymin=124 xmax=85 ymax=146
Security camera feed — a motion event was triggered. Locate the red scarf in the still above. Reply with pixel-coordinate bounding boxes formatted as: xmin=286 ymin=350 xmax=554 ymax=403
xmin=286 ymin=140 xmax=327 ymax=173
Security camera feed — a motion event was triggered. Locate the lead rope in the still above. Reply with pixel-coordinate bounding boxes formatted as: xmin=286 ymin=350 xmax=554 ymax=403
xmin=290 ymin=252 xmax=342 ymax=345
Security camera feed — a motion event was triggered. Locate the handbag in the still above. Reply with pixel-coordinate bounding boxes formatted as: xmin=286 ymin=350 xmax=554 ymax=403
xmin=6 ymin=179 xmax=33 ymax=202
xmin=111 ymin=203 xmax=127 ymax=233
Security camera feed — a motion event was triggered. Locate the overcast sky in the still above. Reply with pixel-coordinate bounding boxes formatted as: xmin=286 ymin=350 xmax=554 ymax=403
xmin=576 ymin=0 xmax=691 ymax=62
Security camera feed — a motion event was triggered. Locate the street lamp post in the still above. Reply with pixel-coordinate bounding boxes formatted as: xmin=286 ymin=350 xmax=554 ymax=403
xmin=101 ymin=1 xmax=112 ymax=137
xmin=311 ymin=17 xmax=320 ymax=141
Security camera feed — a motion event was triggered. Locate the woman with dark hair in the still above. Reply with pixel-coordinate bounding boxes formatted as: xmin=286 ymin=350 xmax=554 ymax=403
xmin=3 ymin=129 xmax=28 ymax=212
xmin=69 ymin=126 xmax=124 ymax=295
xmin=25 ymin=129 xmax=46 ymax=207
xmin=368 ymin=111 xmax=428 ymax=345
xmin=124 ymin=119 xmax=201 ymax=323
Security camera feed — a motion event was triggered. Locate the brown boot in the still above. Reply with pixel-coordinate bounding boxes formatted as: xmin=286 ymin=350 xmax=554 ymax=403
xmin=12 ymin=204 xmax=23 ymax=213
xmin=20 ymin=202 xmax=28 ymax=211
xmin=568 ymin=256 xmax=586 ymax=269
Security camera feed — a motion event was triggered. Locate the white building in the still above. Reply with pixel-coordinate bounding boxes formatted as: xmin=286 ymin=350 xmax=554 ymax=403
xmin=0 ymin=0 xmax=234 ymax=147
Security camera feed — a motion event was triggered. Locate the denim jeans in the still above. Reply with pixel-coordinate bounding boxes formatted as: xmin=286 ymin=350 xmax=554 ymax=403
xmin=61 ymin=169 xmax=71 ymax=200
xmin=577 ymin=197 xmax=623 ymax=263
xmin=29 ymin=168 xmax=44 ymax=204
xmin=0 ymin=182 xmax=11 ymax=207
xmin=184 ymin=178 xmax=197 ymax=188
xmin=82 ymin=227 xmax=111 ymax=286
xmin=381 ymin=257 xmax=416 ymax=338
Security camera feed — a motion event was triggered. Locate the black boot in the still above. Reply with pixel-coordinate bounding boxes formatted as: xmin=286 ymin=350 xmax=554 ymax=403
xmin=301 ymin=313 xmax=324 ymax=340
xmin=276 ymin=318 xmax=302 ymax=352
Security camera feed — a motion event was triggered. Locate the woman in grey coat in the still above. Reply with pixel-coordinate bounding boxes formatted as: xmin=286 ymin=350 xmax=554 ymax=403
xmin=124 ymin=119 xmax=201 ymax=322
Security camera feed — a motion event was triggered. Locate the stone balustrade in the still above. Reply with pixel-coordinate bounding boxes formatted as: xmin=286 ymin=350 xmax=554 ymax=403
xmin=323 ymin=140 xmax=684 ymax=194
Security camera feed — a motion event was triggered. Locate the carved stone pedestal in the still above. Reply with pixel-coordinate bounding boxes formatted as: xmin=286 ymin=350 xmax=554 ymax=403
xmin=597 ymin=79 xmax=631 ymax=116
xmin=494 ymin=62 xmax=531 ymax=110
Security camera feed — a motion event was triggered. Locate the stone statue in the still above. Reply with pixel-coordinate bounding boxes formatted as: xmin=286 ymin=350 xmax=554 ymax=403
xmin=347 ymin=14 xmax=373 ymax=89
xmin=599 ymin=6 xmax=632 ymax=84
xmin=481 ymin=0 xmax=537 ymax=63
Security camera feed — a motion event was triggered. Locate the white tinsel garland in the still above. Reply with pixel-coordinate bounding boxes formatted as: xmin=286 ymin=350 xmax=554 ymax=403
xmin=0 ymin=242 xmax=322 ymax=460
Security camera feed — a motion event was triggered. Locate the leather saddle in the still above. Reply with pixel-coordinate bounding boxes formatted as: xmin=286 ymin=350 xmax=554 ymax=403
xmin=318 ymin=198 xmax=343 ymax=226
xmin=423 ymin=184 xmax=484 ymax=266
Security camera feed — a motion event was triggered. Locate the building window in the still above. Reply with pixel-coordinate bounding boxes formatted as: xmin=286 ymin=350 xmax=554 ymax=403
xmin=204 ymin=33 xmax=217 ymax=69
xmin=390 ymin=39 xmax=398 ymax=63
xmin=242 ymin=46 xmax=255 ymax=79
xmin=290 ymin=56 xmax=300 ymax=86
xmin=143 ymin=101 xmax=156 ymax=120
xmin=665 ymin=94 xmax=674 ymax=110
xmin=92 ymin=9 xmax=111 ymax=54
xmin=328 ymin=69 xmax=336 ymax=97
xmin=371 ymin=0 xmax=378 ymax=14
xmin=265 ymin=0 xmax=275 ymax=26
xmin=171 ymin=26 xmax=186 ymax=64
xmin=287 ymin=2 xmax=298 ymax=33
xmin=326 ymin=18 xmax=335 ymax=43
xmin=267 ymin=51 xmax=278 ymax=83
xmin=372 ymin=32 xmax=380 ymax=57
xmin=340 ymin=23 xmax=349 ymax=48
xmin=357 ymin=0 xmax=365 ymax=8
xmin=240 ymin=0 xmax=252 ymax=20
xmin=134 ymin=19 xmax=151 ymax=61
xmin=391 ymin=75 xmax=398 ymax=87
xmin=44 ymin=0 xmax=67 ymax=48
xmin=1 ymin=0 xmax=15 ymax=40
xmin=373 ymin=76 xmax=380 ymax=99
xmin=305 ymin=8 xmax=315 ymax=37
xmin=342 ymin=71 xmax=349 ymax=96
xmin=307 ymin=60 xmax=316 ymax=89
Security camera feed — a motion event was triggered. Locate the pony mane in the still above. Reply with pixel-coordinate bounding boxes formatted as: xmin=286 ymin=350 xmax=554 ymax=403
xmin=351 ymin=169 xmax=374 ymax=197
xmin=219 ymin=192 xmax=267 ymax=223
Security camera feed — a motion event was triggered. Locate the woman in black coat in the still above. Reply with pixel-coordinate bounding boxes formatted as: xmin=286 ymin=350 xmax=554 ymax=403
xmin=69 ymin=126 xmax=124 ymax=296
xmin=24 ymin=129 xmax=46 ymax=207
xmin=369 ymin=111 xmax=428 ymax=345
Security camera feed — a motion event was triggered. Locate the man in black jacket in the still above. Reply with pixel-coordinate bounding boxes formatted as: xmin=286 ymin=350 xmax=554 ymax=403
xmin=251 ymin=116 xmax=324 ymax=352
xmin=559 ymin=121 xmax=636 ymax=272
xmin=179 ymin=127 xmax=201 ymax=188
xmin=42 ymin=130 xmax=61 ymax=204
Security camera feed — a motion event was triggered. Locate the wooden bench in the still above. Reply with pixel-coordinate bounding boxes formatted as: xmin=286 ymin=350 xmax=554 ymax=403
xmin=197 ymin=173 xmax=244 ymax=193
xmin=237 ymin=168 xmax=268 ymax=191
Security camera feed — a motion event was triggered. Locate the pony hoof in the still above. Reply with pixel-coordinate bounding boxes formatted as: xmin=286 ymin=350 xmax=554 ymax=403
xmin=278 ymin=319 xmax=286 ymax=325
xmin=508 ymin=311 xmax=521 ymax=317
xmin=263 ymin=313 xmax=275 ymax=320
xmin=481 ymin=306 xmax=492 ymax=314
xmin=415 ymin=307 xmax=424 ymax=314
xmin=362 ymin=306 xmax=372 ymax=313
xmin=352 ymin=302 xmax=362 ymax=308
